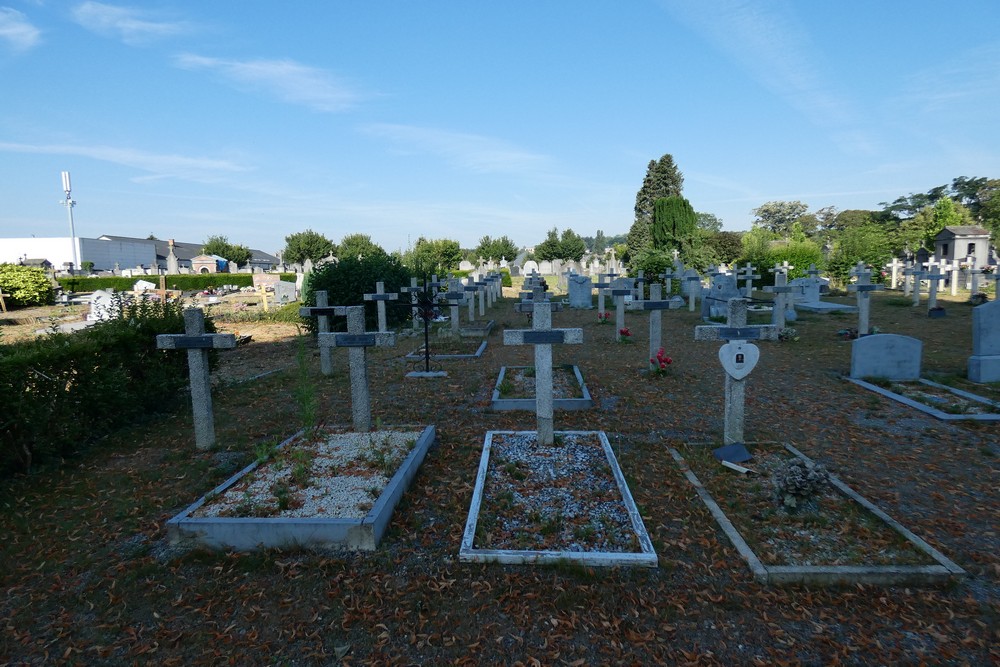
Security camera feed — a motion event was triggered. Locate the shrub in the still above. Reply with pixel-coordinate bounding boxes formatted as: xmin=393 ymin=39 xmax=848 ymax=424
xmin=0 ymin=264 xmax=55 ymax=307
xmin=304 ymin=255 xmax=413 ymax=332
xmin=58 ymin=273 xmax=298 ymax=293
xmin=0 ymin=297 xmax=211 ymax=475
xmin=499 ymin=268 xmax=512 ymax=287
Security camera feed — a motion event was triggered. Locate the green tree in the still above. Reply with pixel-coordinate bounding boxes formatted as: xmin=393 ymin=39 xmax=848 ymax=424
xmin=559 ymin=228 xmax=587 ymax=262
xmin=652 ymin=196 xmax=697 ymax=251
xmin=592 ymin=230 xmax=607 ymax=253
xmin=305 ymin=254 xmax=412 ymax=331
xmin=627 ymin=154 xmax=684 ymax=263
xmin=534 ymin=228 xmax=561 ymax=262
xmin=827 ymin=223 xmax=894 ymax=285
xmin=977 ymin=179 xmax=1000 ymax=242
xmin=202 ymin=235 xmax=252 ymax=266
xmin=474 ymin=235 xmax=519 ymax=262
xmin=0 ymin=264 xmax=54 ymax=307
xmin=405 ymin=237 xmax=462 ymax=276
xmin=704 ymin=231 xmax=743 ymax=264
xmin=338 ymin=234 xmax=386 ymax=261
xmin=283 ymin=230 xmax=336 ymax=265
xmin=696 ymin=212 xmax=723 ymax=233
xmin=751 ymin=201 xmax=809 ymax=236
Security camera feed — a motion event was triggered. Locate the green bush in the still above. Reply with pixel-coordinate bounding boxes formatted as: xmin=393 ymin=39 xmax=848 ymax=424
xmin=57 ymin=273 xmax=297 ymax=293
xmin=0 ymin=297 xmax=213 ymax=475
xmin=499 ymin=268 xmax=512 ymax=287
xmin=304 ymin=256 xmax=413 ymax=332
xmin=0 ymin=264 xmax=55 ymax=307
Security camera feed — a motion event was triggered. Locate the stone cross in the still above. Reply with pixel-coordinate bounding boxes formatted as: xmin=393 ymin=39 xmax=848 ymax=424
xmin=970 ymin=267 xmax=984 ymax=296
xmin=475 ymin=279 xmax=488 ymax=315
xmin=441 ymin=289 xmax=466 ymax=335
xmin=317 ymin=305 xmax=395 ymax=432
xmin=464 ymin=282 xmax=480 ymax=321
xmin=363 ymin=281 xmax=399 ymax=333
xmin=299 ymin=291 xmax=343 ymax=375
xmin=684 ymin=270 xmax=701 ymax=312
xmin=846 ymin=267 xmax=883 ymax=335
xmin=885 ymin=257 xmax=904 ymax=289
xmin=399 ymin=277 xmax=423 ymax=330
xmin=694 ymin=298 xmax=778 ymax=445
xmin=634 ymin=269 xmax=646 ymax=300
xmin=925 ymin=269 xmax=947 ymax=311
xmin=948 ymin=260 xmax=960 ymax=297
xmin=156 ymin=308 xmax=237 ymax=450
xmin=628 ymin=282 xmax=672 ymax=365
xmin=503 ymin=301 xmax=583 ymax=445
xmin=763 ymin=269 xmax=794 ymax=329
xmin=908 ymin=266 xmax=926 ymax=307
xmin=594 ymin=274 xmax=612 ymax=314
xmin=902 ymin=264 xmax=922 ymax=301
xmin=658 ymin=268 xmax=676 ymax=295
xmin=737 ymin=262 xmax=760 ymax=298
xmin=611 ymin=285 xmax=633 ymax=341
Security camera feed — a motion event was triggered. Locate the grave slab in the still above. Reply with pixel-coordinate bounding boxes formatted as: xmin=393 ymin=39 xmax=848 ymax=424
xmin=490 ymin=365 xmax=594 ymax=411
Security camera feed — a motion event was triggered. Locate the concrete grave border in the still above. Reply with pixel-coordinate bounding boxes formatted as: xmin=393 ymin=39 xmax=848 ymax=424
xmin=669 ymin=442 xmax=965 ymax=586
xmin=166 ymin=425 xmax=436 ymax=551
xmin=490 ymin=365 xmax=594 ymax=411
xmin=846 ymin=377 xmax=1000 ymax=422
xmin=459 ymin=430 xmax=657 ymax=568
xmin=404 ymin=339 xmax=488 ymax=361
xmin=459 ymin=319 xmax=495 ymax=338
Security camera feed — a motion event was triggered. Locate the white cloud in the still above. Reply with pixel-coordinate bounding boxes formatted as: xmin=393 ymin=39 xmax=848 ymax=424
xmin=362 ymin=123 xmax=550 ymax=174
xmin=72 ymin=1 xmax=190 ymax=45
xmin=0 ymin=140 xmax=249 ymax=182
xmin=0 ymin=8 xmax=41 ymax=52
xmin=173 ymin=54 xmax=362 ymax=112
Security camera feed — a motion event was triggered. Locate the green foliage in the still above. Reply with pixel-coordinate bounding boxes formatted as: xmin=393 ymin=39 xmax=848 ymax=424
xmin=0 ymin=265 xmax=54 ymax=307
xmin=631 ymin=249 xmax=676 ymax=292
xmin=498 ymin=268 xmax=512 ymax=287
xmin=338 ymin=233 xmax=386 ymax=261
xmin=651 ymin=196 xmax=697 ymax=251
xmin=768 ymin=240 xmax=824 ymax=280
xmin=474 ymin=235 xmax=519 ymax=262
xmin=283 ymin=229 xmax=336 ymax=265
xmin=979 ymin=179 xmax=1000 ymax=243
xmin=202 ymin=235 xmax=252 ymax=266
xmin=404 ymin=237 xmax=462 ymax=276
xmin=634 ymin=154 xmax=684 ymax=230
xmin=305 ymin=254 xmax=412 ymax=332
xmin=58 ymin=273 xmax=297 ymax=293
xmin=534 ymin=228 xmax=586 ymax=262
xmin=0 ymin=297 xmax=203 ymax=474
xmin=735 ymin=228 xmax=779 ymax=278
xmin=827 ymin=223 xmax=894 ymax=285
xmin=704 ymin=231 xmax=744 ymax=264
xmin=696 ymin=212 xmax=723 ymax=232
xmin=625 ymin=217 xmax=652 ymax=265
xmin=751 ymin=201 xmax=809 ymax=236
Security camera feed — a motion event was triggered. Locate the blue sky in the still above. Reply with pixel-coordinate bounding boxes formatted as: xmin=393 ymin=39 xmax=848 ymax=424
xmin=2 ymin=1 xmax=998 ymax=256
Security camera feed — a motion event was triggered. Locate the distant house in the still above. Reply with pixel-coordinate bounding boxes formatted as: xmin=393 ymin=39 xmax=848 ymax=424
xmin=933 ymin=226 xmax=992 ymax=267
xmin=190 ymin=254 xmax=230 ymax=274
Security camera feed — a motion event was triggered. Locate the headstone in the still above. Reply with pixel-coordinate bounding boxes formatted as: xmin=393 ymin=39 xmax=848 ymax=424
xmin=299 ymin=292 xmax=344 ymax=376
xmin=925 ymin=270 xmax=947 ymax=313
xmin=568 ymin=274 xmax=594 ymax=309
xmin=659 ymin=267 xmax=676 ymax=296
xmin=846 ymin=267 xmax=884 ymax=335
xmin=156 ymin=309 xmax=237 ymax=449
xmin=885 ymin=257 xmax=903 ymax=289
xmin=736 ymin=263 xmax=760 ymax=298
xmin=317 ymin=305 xmax=395 ymax=432
xmin=363 ymin=281 xmax=399 ymax=333
xmin=763 ymin=268 xmax=794 ymax=329
xmin=968 ymin=300 xmax=1000 ymax=382
xmin=273 ymin=280 xmax=297 ymax=304
xmin=683 ymin=270 xmax=701 ymax=312
xmin=611 ymin=284 xmax=633 ymax=341
xmin=441 ymin=288 xmax=466 ymax=335
xmin=594 ymin=274 xmax=611 ymax=314
xmin=850 ymin=334 xmax=922 ymax=381
xmin=399 ymin=277 xmax=423 ymax=330
xmin=628 ymin=282 xmax=672 ymax=365
xmin=87 ymin=289 xmax=118 ymax=322
xmin=503 ymin=301 xmax=583 ymax=445
xmin=522 ymin=260 xmax=539 ymax=275
xmin=702 ymin=273 xmax=741 ymax=319
xmin=459 ymin=260 xmax=475 ymax=272
xmin=694 ymin=298 xmax=778 ymax=445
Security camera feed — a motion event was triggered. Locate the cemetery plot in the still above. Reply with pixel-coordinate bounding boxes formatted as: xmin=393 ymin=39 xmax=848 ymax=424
xmin=490 ymin=364 xmax=593 ymax=411
xmin=459 ymin=431 xmax=657 ymax=567
xmin=404 ymin=338 xmax=488 ymax=360
xmin=167 ymin=425 xmax=435 ymax=551
xmin=670 ymin=442 xmax=965 ymax=586
xmin=460 ymin=319 xmax=495 ymax=337
xmin=847 ymin=377 xmax=1000 ymax=421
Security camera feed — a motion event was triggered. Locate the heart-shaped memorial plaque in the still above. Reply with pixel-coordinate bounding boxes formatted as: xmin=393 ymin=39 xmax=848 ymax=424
xmin=718 ymin=341 xmax=760 ymax=381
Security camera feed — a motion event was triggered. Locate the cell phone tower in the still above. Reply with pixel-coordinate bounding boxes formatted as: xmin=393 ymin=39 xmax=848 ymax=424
xmin=60 ymin=171 xmax=80 ymax=273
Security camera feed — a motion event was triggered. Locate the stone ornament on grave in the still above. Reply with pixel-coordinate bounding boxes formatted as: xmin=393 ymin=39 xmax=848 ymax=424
xmin=718 ymin=341 xmax=759 ymax=381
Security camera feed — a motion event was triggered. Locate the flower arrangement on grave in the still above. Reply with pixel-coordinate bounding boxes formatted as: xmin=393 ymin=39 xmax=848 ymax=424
xmin=970 ymin=292 xmax=989 ymax=306
xmin=597 ymin=311 xmax=612 ymax=324
xmin=778 ymin=327 xmax=799 ymax=342
xmin=649 ymin=347 xmax=673 ymax=375
xmin=617 ymin=327 xmax=632 ymax=342
xmin=772 ymin=458 xmax=830 ymax=512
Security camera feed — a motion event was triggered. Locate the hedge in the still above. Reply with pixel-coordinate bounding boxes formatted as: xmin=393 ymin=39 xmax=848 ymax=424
xmin=57 ymin=273 xmax=298 ymax=294
xmin=0 ymin=298 xmax=215 ymax=475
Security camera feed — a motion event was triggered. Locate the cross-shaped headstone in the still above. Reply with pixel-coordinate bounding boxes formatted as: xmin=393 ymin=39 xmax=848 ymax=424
xmin=763 ymin=269 xmax=794 ymax=329
xmin=503 ymin=301 xmax=583 ymax=445
xmin=925 ymin=269 xmax=947 ymax=311
xmin=399 ymin=277 xmax=423 ymax=330
xmin=463 ymin=281 xmax=480 ymax=321
xmin=947 ymin=260 xmax=961 ymax=297
xmin=885 ymin=257 xmax=903 ymax=290
xmin=846 ymin=266 xmax=884 ymax=334
xmin=902 ymin=263 xmax=921 ymax=299
xmin=363 ymin=281 xmax=399 ymax=333
xmin=737 ymin=262 xmax=760 ymax=298
xmin=907 ymin=266 xmax=925 ymax=306
xmin=299 ymin=291 xmax=344 ymax=375
xmin=628 ymin=282 xmax=672 ymax=364
xmin=658 ymin=268 xmax=676 ymax=296
xmin=683 ymin=270 xmax=701 ymax=312
xmin=475 ymin=279 xmax=489 ymax=315
xmin=594 ymin=274 xmax=612 ymax=314
xmin=970 ymin=267 xmax=984 ymax=296
xmin=634 ymin=269 xmax=646 ymax=300
xmin=694 ymin=298 xmax=778 ymax=445
xmin=156 ymin=308 xmax=237 ymax=449
xmin=317 ymin=305 xmax=395 ymax=432
xmin=440 ymin=288 xmax=466 ymax=335
xmin=611 ymin=284 xmax=633 ymax=341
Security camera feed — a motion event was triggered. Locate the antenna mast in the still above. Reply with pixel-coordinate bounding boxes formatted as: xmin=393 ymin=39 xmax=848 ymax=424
xmin=60 ymin=171 xmax=80 ymax=273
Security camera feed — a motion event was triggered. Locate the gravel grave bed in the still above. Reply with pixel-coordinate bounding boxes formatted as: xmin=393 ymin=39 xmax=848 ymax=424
xmin=192 ymin=429 xmax=422 ymax=519
xmin=679 ymin=442 xmax=934 ymax=567
xmin=497 ymin=365 xmax=583 ymax=399
xmin=473 ymin=432 xmax=640 ymax=553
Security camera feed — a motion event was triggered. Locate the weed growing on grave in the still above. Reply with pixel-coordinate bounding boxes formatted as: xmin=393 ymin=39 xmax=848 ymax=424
xmin=253 ymin=438 xmax=280 ymax=464
xmin=497 ymin=378 xmax=514 ymax=397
